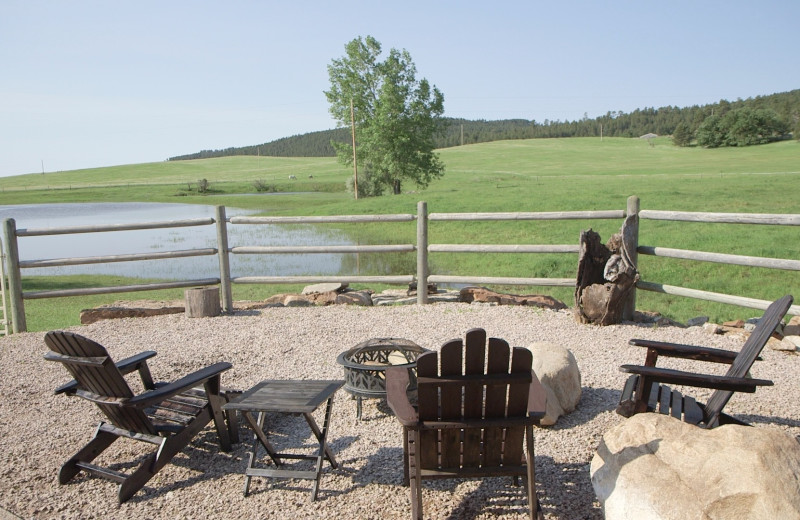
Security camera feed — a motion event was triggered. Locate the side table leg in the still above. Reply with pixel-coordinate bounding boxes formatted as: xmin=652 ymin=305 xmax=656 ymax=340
xmin=242 ymin=411 xmax=263 ymax=496
xmin=306 ymin=396 xmax=337 ymax=501
xmin=242 ymin=411 xmax=283 ymax=496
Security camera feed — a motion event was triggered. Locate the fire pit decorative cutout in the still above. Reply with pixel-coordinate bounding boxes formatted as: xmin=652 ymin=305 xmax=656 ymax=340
xmin=336 ymin=337 xmax=429 ymax=419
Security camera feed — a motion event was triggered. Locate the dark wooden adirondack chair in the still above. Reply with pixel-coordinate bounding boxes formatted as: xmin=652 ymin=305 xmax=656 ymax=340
xmin=44 ymin=330 xmax=239 ymax=502
xmin=386 ymin=328 xmax=547 ymax=520
xmin=617 ymin=294 xmax=793 ymax=428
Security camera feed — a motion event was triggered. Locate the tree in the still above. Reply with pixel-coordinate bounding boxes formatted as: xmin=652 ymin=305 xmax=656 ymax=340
xmin=671 ymin=122 xmax=692 ymax=147
xmin=695 ymin=114 xmax=725 ymax=148
xmin=696 ymin=107 xmax=789 ymax=148
xmin=722 ymin=107 xmax=788 ymax=146
xmin=325 ymin=36 xmax=445 ymax=196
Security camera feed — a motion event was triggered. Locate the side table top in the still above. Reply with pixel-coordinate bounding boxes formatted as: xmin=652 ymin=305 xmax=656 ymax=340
xmin=223 ymin=379 xmax=344 ymax=414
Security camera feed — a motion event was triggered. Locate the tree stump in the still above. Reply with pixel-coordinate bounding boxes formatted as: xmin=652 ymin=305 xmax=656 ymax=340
xmin=185 ymin=287 xmax=221 ymax=318
xmin=574 ymin=215 xmax=639 ymax=325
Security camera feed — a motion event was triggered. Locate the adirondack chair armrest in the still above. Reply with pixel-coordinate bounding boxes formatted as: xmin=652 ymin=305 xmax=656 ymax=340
xmin=127 ymin=362 xmax=232 ymax=408
xmin=629 ymin=339 xmax=741 ymax=365
xmin=51 ymin=350 xmax=158 ymax=395
xmin=116 ymin=350 xmax=157 ymax=375
xmin=619 ymin=364 xmax=773 ymax=392
xmin=386 ymin=366 xmax=418 ymax=426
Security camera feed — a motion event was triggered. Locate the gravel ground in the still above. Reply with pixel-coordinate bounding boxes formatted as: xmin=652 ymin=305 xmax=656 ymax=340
xmin=1 ymin=303 xmax=797 ymax=519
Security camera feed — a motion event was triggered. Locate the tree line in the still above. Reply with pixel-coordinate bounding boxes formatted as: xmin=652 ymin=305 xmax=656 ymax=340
xmin=169 ymin=89 xmax=799 ymax=161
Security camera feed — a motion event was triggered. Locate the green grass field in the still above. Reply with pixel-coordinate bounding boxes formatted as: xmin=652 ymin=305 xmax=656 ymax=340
xmin=1 ymin=137 xmax=798 ymax=331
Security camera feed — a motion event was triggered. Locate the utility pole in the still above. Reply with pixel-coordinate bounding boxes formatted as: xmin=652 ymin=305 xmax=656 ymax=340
xmin=350 ymin=98 xmax=358 ymax=200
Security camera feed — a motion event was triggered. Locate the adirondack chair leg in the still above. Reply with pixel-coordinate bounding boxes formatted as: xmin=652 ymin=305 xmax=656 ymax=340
xmin=119 ymin=451 xmax=160 ymax=503
xmin=59 ymin=424 xmax=119 ymax=484
xmin=524 ymin=425 xmax=543 ymax=520
xmin=204 ymin=376 xmax=232 ymax=452
xmin=633 ymin=376 xmax=654 ymax=414
xmin=402 ymin=427 xmax=410 ymax=486
xmin=119 ymin=407 xmax=213 ymax=503
xmin=409 ymin=429 xmax=423 ymax=520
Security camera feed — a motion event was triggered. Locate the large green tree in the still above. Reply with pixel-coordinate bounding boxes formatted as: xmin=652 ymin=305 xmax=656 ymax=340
xmin=325 ymin=36 xmax=445 ymax=196
xmin=696 ymin=107 xmax=789 ymax=148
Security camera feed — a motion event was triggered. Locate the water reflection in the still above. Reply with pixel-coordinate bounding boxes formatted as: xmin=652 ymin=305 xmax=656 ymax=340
xmin=0 ymin=203 xmax=354 ymax=279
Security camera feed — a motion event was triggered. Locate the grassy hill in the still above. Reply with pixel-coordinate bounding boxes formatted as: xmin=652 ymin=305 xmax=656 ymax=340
xmin=1 ymin=136 xmax=797 ymax=329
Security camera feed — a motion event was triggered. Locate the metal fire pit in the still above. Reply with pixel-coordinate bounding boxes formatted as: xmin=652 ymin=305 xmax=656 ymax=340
xmin=336 ymin=337 xmax=428 ymax=419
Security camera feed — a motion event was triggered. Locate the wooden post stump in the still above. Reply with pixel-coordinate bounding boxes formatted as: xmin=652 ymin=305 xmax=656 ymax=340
xmin=185 ymin=287 xmax=221 ymax=318
xmin=574 ymin=215 xmax=639 ymax=325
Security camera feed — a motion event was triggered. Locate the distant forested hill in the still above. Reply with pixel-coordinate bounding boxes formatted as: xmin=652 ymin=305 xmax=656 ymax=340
xmin=169 ymin=89 xmax=799 ymax=160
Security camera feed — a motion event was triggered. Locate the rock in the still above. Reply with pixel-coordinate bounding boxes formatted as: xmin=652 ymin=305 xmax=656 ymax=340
xmin=336 ymin=291 xmax=373 ymax=306
xmin=784 ymin=335 xmax=800 ymax=348
xmin=723 ymin=319 xmax=745 ymax=328
xmin=768 ymin=336 xmax=799 ymax=352
xmin=686 ymin=316 xmax=709 ymax=327
xmin=283 ymin=295 xmax=313 ymax=307
xmin=372 ymin=295 xmax=417 ymax=306
xmin=305 ymin=291 xmax=339 ymax=305
xmin=428 ymin=291 xmax=461 ymax=303
xmin=591 ymin=414 xmax=800 ymax=520
xmin=406 ymin=281 xmax=437 ymax=296
xmin=301 ymin=282 xmax=348 ymax=295
xmin=459 ymin=287 xmax=567 ymax=310
xmin=631 ymin=310 xmax=663 ymax=323
xmin=263 ymin=294 xmax=289 ymax=305
xmin=703 ymin=322 xmax=723 ymax=334
xmin=80 ymin=305 xmax=184 ymax=324
xmin=785 ymin=316 xmax=800 ymax=336
xmin=525 ymin=342 xmax=581 ymax=426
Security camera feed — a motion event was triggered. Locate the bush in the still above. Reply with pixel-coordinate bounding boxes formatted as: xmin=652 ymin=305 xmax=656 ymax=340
xmin=345 ymin=170 xmax=385 ymax=197
xmin=253 ymin=179 xmax=276 ymax=192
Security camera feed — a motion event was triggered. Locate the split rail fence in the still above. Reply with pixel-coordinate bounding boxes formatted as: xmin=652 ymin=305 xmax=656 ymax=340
xmin=2 ymin=196 xmax=798 ymax=333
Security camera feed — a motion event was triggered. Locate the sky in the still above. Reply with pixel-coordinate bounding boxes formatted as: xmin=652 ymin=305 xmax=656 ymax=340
xmin=1 ymin=1 xmax=798 ymax=178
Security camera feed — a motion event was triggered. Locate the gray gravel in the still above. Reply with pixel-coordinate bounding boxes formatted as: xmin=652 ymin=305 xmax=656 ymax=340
xmin=1 ymin=303 xmax=797 ymax=519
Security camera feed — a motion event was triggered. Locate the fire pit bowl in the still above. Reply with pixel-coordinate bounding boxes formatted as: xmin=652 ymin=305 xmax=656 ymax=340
xmin=336 ymin=337 xmax=429 ymax=419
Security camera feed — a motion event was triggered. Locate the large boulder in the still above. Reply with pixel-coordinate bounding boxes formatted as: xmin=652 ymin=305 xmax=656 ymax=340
xmin=591 ymin=414 xmax=800 ymax=520
xmin=526 ymin=342 xmax=581 ymax=426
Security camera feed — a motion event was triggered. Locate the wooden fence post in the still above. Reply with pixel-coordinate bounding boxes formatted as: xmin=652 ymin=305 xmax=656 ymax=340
xmin=417 ymin=201 xmax=428 ymax=304
xmin=623 ymin=196 xmax=640 ymax=320
xmin=2 ymin=218 xmax=26 ymax=333
xmin=215 ymin=206 xmax=233 ymax=313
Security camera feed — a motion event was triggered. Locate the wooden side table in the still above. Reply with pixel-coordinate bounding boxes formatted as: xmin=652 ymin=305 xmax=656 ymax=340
xmin=222 ymin=379 xmax=344 ymax=500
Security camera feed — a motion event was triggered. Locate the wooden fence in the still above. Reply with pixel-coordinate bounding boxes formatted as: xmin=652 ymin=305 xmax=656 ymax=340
xmin=2 ymin=196 xmax=798 ymax=333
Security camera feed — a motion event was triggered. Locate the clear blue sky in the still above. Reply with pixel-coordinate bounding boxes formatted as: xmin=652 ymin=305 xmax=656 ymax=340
xmin=2 ymin=1 xmax=798 ymax=177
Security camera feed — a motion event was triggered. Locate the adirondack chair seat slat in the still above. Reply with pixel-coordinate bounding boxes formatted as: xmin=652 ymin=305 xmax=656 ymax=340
xmin=616 ymin=295 xmax=792 ymax=428
xmin=45 ymin=331 xmax=240 ymax=503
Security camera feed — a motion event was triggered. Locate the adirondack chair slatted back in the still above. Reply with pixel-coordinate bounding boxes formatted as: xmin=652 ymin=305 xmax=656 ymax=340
xmin=703 ymin=294 xmax=793 ymax=426
xmin=45 ymin=331 xmax=156 ymax=434
xmin=415 ymin=328 xmax=532 ymax=470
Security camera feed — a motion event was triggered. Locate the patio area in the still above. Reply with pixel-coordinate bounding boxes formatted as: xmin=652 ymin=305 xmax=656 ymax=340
xmin=1 ymin=303 xmax=797 ymax=519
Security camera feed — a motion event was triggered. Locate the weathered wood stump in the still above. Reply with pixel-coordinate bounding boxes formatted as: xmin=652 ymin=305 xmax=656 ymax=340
xmin=185 ymin=286 xmax=221 ymax=318
xmin=575 ymin=215 xmax=639 ymax=325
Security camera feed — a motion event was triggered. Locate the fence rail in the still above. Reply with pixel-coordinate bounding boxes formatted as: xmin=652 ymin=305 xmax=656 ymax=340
xmin=2 ymin=196 xmax=798 ymax=333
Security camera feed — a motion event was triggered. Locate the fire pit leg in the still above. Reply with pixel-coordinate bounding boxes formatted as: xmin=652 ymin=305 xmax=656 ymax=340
xmin=356 ymin=396 xmax=363 ymax=420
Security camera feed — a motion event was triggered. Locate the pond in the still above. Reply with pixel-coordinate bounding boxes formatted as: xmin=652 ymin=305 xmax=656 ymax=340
xmin=0 ymin=203 xmax=357 ymax=280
